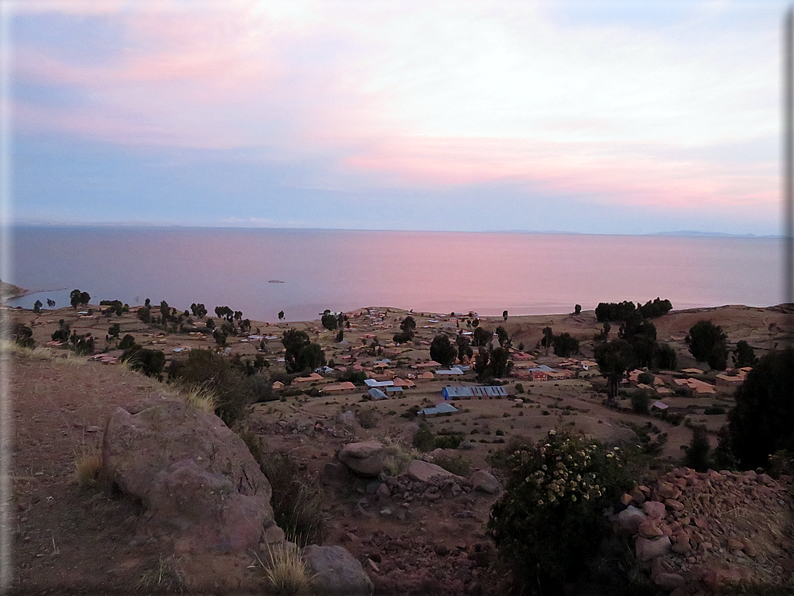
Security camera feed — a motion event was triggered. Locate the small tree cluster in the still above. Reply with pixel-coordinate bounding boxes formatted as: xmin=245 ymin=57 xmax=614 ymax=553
xmin=686 ymin=320 xmax=727 ymax=370
xmin=70 ymin=289 xmax=91 ymax=309
xmin=282 ymin=329 xmax=325 ymax=373
xmin=430 ymin=334 xmax=457 ymax=368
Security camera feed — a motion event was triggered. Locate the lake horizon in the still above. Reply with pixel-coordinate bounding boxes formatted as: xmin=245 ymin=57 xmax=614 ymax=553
xmin=7 ymin=225 xmax=785 ymax=323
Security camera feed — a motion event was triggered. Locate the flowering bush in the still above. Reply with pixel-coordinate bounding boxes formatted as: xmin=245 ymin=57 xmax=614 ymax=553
xmin=487 ymin=430 xmax=632 ymax=592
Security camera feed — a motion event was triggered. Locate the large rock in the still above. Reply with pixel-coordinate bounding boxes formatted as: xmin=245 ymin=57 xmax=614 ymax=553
xmin=616 ymin=505 xmax=647 ymax=533
xmin=102 ymin=400 xmax=274 ymax=553
xmin=636 ymin=536 xmax=671 ymax=561
xmin=406 ymin=460 xmax=461 ymax=483
xmin=469 ymin=470 xmax=501 ymax=495
xmin=302 ymin=545 xmax=374 ymax=596
xmin=338 ymin=441 xmax=385 ymax=477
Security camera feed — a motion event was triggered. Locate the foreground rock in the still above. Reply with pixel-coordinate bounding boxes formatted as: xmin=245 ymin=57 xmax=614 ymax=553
xmin=338 ymin=440 xmax=386 ymax=477
xmin=102 ymin=399 xmax=276 ymax=553
xmin=406 ymin=459 xmax=463 ymax=483
xmin=303 ymin=544 xmax=374 ymax=596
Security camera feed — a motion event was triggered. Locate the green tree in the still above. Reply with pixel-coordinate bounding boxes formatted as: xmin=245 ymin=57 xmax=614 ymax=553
xmin=489 ymin=346 xmax=510 ymax=377
xmin=686 ymin=320 xmax=727 ymax=368
xmin=732 ymin=340 xmax=757 ymax=368
xmin=430 ymin=334 xmax=457 ymax=368
xmin=281 ymin=329 xmax=325 ymax=373
xmin=594 ymin=339 xmax=637 ymax=401
xmin=278 ymin=310 xmax=285 ymax=320
xmin=727 ymin=348 xmax=794 ymax=470
xmin=472 ymin=326 xmax=491 ymax=347
xmin=502 ymin=310 xmax=508 ymax=321
xmin=400 ymin=316 xmax=416 ymax=335
xmin=619 ymin=317 xmax=657 ymax=368
xmin=321 ymin=310 xmax=338 ymax=331
xmin=70 ymin=289 xmax=90 ymax=309
xmin=653 ymin=343 xmax=677 ymax=370
xmin=456 ymin=334 xmax=472 ymax=362
xmin=495 ymin=326 xmax=510 ymax=348
xmin=552 ymin=333 xmax=579 ymax=357
xmin=33 ymin=300 xmax=42 ymax=313
xmin=684 ymin=426 xmax=712 ymax=472
xmin=574 ymin=304 xmax=581 ymax=315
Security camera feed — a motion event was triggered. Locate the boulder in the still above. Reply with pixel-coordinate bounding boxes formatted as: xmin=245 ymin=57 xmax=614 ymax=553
xmin=656 ymin=481 xmax=682 ymax=500
xmin=654 ymin=572 xmax=686 ymax=592
xmin=469 ymin=470 xmax=501 ymax=495
xmin=636 ymin=536 xmax=671 ymax=561
xmin=643 ymin=500 xmax=666 ymax=519
xmin=638 ymin=519 xmax=664 ymax=539
xmin=338 ymin=441 xmax=385 ymax=477
xmin=302 ymin=545 xmax=374 ymax=596
xmin=102 ymin=400 xmax=274 ymax=553
xmin=616 ymin=505 xmax=647 ymax=533
xmin=406 ymin=460 xmax=461 ymax=483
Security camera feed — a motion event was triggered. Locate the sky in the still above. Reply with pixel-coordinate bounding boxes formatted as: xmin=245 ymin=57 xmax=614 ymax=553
xmin=2 ymin=0 xmax=791 ymax=235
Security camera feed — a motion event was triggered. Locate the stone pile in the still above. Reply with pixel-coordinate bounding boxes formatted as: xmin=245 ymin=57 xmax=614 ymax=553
xmin=614 ymin=467 xmax=794 ymax=594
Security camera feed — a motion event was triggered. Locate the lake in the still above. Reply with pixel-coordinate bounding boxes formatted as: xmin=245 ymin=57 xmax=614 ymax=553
xmin=7 ymin=226 xmax=783 ymax=322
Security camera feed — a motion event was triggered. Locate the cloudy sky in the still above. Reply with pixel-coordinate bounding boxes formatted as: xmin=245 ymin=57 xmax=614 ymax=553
xmin=4 ymin=0 xmax=789 ymax=235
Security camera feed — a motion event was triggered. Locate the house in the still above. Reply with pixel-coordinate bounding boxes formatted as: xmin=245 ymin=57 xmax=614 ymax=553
xmin=417 ymin=371 xmax=435 ymax=381
xmin=368 ymin=388 xmax=388 ymax=400
xmin=322 ymin=382 xmax=357 ymax=394
xmin=715 ymin=372 xmax=746 ymax=389
xmin=435 ymin=367 xmax=464 ymax=375
xmin=441 ymin=386 xmax=508 ymax=400
xmin=386 ymin=386 xmax=404 ymax=396
xmin=674 ymin=377 xmax=716 ymax=395
xmin=651 ymin=401 xmax=669 ymax=411
xmin=364 ymin=379 xmax=394 ymax=388
xmin=272 ymin=381 xmax=285 ymax=390
xmin=294 ymin=372 xmax=324 ymax=384
xmin=392 ymin=378 xmax=416 ymax=388
xmin=531 ymin=371 xmax=548 ymax=382
xmin=420 ymin=403 xmax=459 ymax=416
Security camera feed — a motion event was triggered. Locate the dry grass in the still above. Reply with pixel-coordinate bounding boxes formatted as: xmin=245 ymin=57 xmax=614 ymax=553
xmin=382 ymin=435 xmax=418 ymax=476
xmin=0 ymin=340 xmax=52 ymax=360
xmin=137 ymin=555 xmax=185 ymax=593
xmin=73 ymin=444 xmax=103 ymax=488
xmin=258 ymin=542 xmax=311 ymax=596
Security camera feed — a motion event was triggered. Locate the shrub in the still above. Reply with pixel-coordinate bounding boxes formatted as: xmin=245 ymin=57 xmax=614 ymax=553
xmin=12 ymin=323 xmax=35 ymax=349
xmin=434 ymin=433 xmax=463 ymax=449
xmin=515 ymin=383 xmax=524 ymax=394
xmin=727 ymin=348 xmax=794 ymax=470
xmin=259 ymin=542 xmax=311 ymax=596
xmin=74 ymin=448 xmax=103 ymax=488
xmin=258 ymin=452 xmax=325 ymax=546
xmin=356 ymin=407 xmax=378 ymax=429
xmin=487 ymin=430 xmax=632 ymax=592
xmin=434 ymin=454 xmax=471 ymax=476
xmin=121 ymin=345 xmax=165 ymax=378
xmin=630 ymin=391 xmax=651 ymax=415
xmin=684 ymin=426 xmax=712 ymax=472
xmin=637 ymin=372 xmax=654 ymax=385
xmin=412 ymin=423 xmax=435 ymax=452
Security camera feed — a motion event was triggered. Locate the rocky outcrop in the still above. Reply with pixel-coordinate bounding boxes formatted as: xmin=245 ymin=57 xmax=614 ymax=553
xmin=303 ymin=544 xmax=374 ymax=596
xmin=405 ymin=460 xmax=462 ymax=483
xmin=338 ymin=441 xmax=386 ymax=477
xmin=613 ymin=468 xmax=794 ymax=593
xmin=102 ymin=399 xmax=275 ymax=553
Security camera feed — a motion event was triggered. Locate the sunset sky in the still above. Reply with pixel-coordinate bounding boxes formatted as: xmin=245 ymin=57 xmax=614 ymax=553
xmin=4 ymin=0 xmax=789 ymax=235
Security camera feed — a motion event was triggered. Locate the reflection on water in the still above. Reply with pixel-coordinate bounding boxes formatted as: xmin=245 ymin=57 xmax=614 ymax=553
xmin=9 ymin=227 xmax=782 ymax=322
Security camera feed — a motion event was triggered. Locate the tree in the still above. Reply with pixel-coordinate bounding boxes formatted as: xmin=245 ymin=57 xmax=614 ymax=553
xmin=456 ymin=335 xmax=472 ymax=363
xmin=574 ymin=304 xmax=581 ymax=315
xmin=46 ymin=299 xmax=55 ymax=308
xmin=12 ymin=323 xmax=34 ymax=349
xmin=400 ymin=316 xmax=417 ymax=335
xmin=190 ymin=303 xmax=207 ymax=318
xmin=684 ymin=426 xmax=712 ymax=472
xmin=321 ymin=310 xmax=338 ymax=331
xmin=159 ymin=300 xmax=171 ymax=323
xmin=619 ymin=317 xmax=657 ymax=368
xmin=33 ymin=300 xmax=42 ymax=313
xmin=502 ymin=310 xmax=508 ymax=321
xmin=495 ymin=326 xmax=510 ymax=348
xmin=70 ymin=289 xmax=90 ymax=309
xmin=489 ymin=346 xmax=510 ymax=377
xmin=430 ymin=335 xmax=457 ymax=368
xmin=278 ymin=310 xmax=285 ymax=320
xmin=653 ymin=343 xmax=677 ymax=370
xmin=282 ymin=329 xmax=325 ymax=373
xmin=733 ymin=340 xmax=757 ymax=368
xmin=541 ymin=326 xmax=553 ymax=355
xmin=594 ymin=339 xmax=637 ymax=401
xmin=727 ymin=348 xmax=794 ymax=470
xmin=686 ymin=320 xmax=727 ymax=368
xmin=51 ymin=320 xmax=70 ymax=342
xmin=472 ymin=326 xmax=490 ymax=347
xmin=552 ymin=333 xmax=579 ymax=357
xmin=393 ymin=331 xmax=413 ymax=344
xmin=144 ymin=298 xmax=151 ymax=308
xmin=474 ymin=347 xmax=490 ymax=380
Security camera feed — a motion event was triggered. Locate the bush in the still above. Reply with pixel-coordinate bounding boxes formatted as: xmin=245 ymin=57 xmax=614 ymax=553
xmin=487 ymin=430 xmax=632 ymax=592
xmin=257 ymin=452 xmax=325 ymax=546
xmin=630 ymin=391 xmax=651 ymax=415
xmin=552 ymin=332 xmax=579 ymax=357
xmin=434 ymin=433 xmax=463 ymax=449
xmin=121 ymin=345 xmax=165 ymax=378
xmin=12 ymin=323 xmax=35 ymax=349
xmin=356 ymin=407 xmax=378 ymax=429
xmin=412 ymin=423 xmax=435 ymax=452
xmin=434 ymin=454 xmax=471 ymax=476
xmin=684 ymin=426 xmax=712 ymax=472
xmin=637 ymin=372 xmax=654 ymax=385
xmin=727 ymin=348 xmax=794 ymax=470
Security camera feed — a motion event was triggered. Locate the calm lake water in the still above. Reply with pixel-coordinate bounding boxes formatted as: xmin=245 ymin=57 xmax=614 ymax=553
xmin=7 ymin=226 xmax=784 ymax=322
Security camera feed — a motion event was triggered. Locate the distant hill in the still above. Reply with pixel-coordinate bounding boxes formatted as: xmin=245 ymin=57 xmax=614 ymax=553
xmin=0 ymin=280 xmax=26 ymax=298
